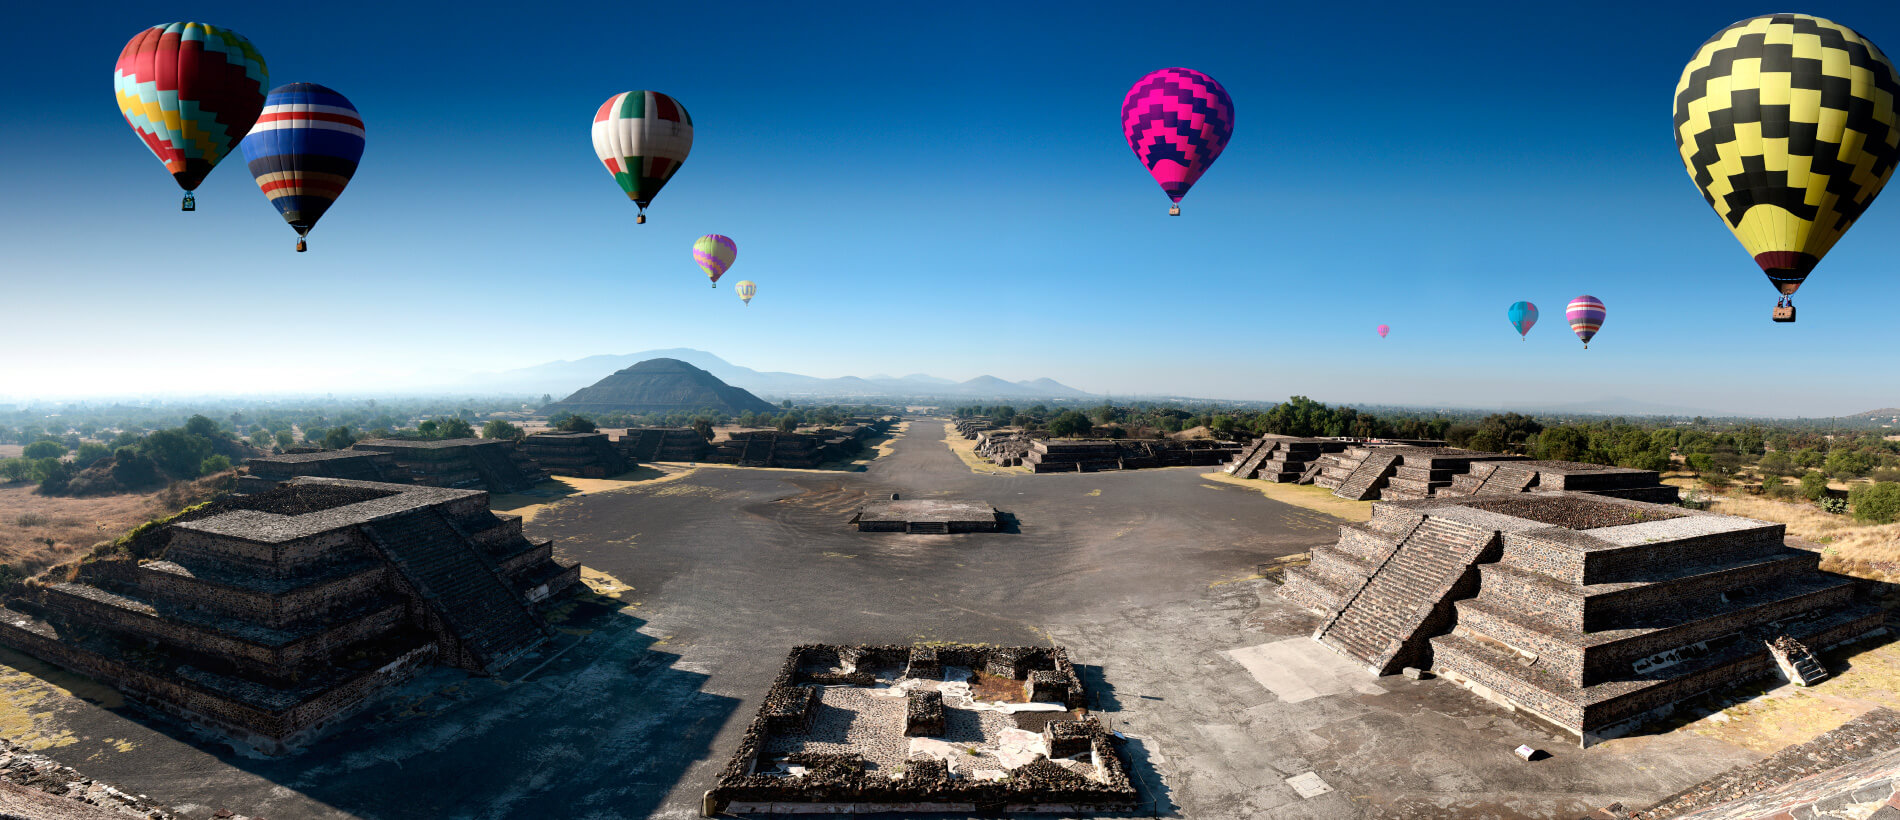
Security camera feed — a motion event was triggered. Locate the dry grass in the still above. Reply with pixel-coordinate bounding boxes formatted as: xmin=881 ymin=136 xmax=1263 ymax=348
xmin=1666 ymin=478 xmax=1900 ymax=580
xmin=488 ymin=464 xmax=700 ymax=522
xmin=0 ymin=445 xmax=22 ymax=459
xmin=1199 ymin=471 xmax=1373 ymax=522
xmin=0 ymin=473 xmax=235 ymax=579
xmin=942 ymin=423 xmax=1031 ymax=475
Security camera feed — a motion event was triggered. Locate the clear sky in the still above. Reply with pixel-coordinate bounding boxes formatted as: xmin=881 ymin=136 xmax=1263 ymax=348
xmin=2 ymin=1 xmax=1897 ymax=416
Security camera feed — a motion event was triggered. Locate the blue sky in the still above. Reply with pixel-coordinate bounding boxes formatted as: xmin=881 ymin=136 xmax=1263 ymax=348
xmin=2 ymin=1 xmax=1897 ymax=416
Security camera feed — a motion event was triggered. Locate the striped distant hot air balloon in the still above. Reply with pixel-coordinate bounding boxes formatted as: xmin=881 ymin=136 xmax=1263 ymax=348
xmin=693 ymin=235 xmax=736 ymax=287
xmin=1567 ymin=296 xmax=1606 ymax=349
xmin=1508 ymin=301 xmax=1538 ymax=340
xmin=735 ymin=280 xmax=756 ymax=306
xmin=241 ymin=83 xmax=365 ymax=252
xmin=114 ymin=22 xmax=269 ymax=210
xmin=592 ymin=90 xmax=692 ymax=224
xmin=1122 ymin=68 xmax=1234 ymax=215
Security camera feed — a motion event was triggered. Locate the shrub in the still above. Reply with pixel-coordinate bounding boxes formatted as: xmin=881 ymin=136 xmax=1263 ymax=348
xmin=1848 ymin=481 xmax=1900 ymax=525
xmin=199 ymin=454 xmax=232 ymax=476
xmin=1799 ymin=471 xmax=1829 ymax=502
xmin=481 ymin=419 xmax=524 ymax=440
xmin=22 ymin=439 xmax=66 ymax=460
xmin=1820 ymin=497 xmax=1848 ymax=515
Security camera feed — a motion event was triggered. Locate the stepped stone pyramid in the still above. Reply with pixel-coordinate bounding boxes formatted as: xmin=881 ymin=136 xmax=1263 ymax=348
xmin=1309 ymin=445 xmax=1677 ymax=504
xmin=521 ymin=431 xmax=630 ymax=477
xmin=352 ymin=438 xmax=548 ymax=493
xmin=0 ymin=478 xmax=578 ymax=753
xmin=1281 ymin=492 xmax=1883 ymax=745
xmin=616 ymin=427 xmax=711 ymax=462
xmin=1224 ymin=437 xmax=1349 ymax=481
xmin=546 ymin=357 xmax=777 ymax=416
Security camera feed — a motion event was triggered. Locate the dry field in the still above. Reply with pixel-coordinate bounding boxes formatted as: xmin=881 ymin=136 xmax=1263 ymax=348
xmin=1199 ymin=471 xmax=1374 ymax=522
xmin=0 ymin=445 xmax=22 ymax=459
xmin=0 ymin=475 xmax=232 ymax=578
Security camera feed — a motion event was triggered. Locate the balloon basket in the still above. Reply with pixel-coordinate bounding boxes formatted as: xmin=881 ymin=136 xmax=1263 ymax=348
xmin=181 ymin=192 xmax=195 ymax=212
xmin=636 ymin=214 xmax=646 ymax=224
xmin=296 ymin=240 xmax=307 ymax=253
xmin=1773 ymin=305 xmax=1796 ymax=323
xmin=1168 ymin=204 xmax=1180 ymax=216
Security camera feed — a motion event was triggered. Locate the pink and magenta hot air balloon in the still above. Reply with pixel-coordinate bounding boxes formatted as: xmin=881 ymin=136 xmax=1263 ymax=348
xmin=1121 ymin=68 xmax=1234 ymax=215
xmin=1376 ymin=324 xmax=1390 ymax=339
xmin=1566 ymin=295 xmax=1606 ymax=349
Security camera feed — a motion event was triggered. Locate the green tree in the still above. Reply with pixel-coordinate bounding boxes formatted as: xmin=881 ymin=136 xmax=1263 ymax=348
xmin=691 ymin=418 xmax=715 ymax=440
xmin=1825 ymin=449 xmax=1875 ymax=478
xmin=275 ymin=430 xmax=295 ymax=449
xmin=1535 ymin=426 xmax=1593 ymax=463
xmin=1848 ymin=482 xmax=1900 ymax=525
xmin=1757 ymin=451 xmax=1794 ymax=476
xmin=552 ymin=414 xmax=597 ymax=433
xmin=249 ymin=429 xmax=272 ymax=448
xmin=481 ymin=420 xmax=524 ymax=440
xmin=200 ymin=454 xmax=233 ymax=476
xmin=1046 ymin=411 xmax=1092 ymax=438
xmin=73 ymin=442 xmax=112 ymax=467
xmin=140 ymin=429 xmax=213 ymax=477
xmin=775 ymin=414 xmax=798 ymax=433
xmin=417 ymin=420 xmax=440 ymax=438
xmin=184 ymin=414 xmax=220 ymax=439
xmin=21 ymin=440 xmax=66 ymax=460
xmin=1799 ymin=470 xmax=1830 ymax=502
xmin=321 ymin=426 xmax=357 ymax=451
xmin=35 ymin=459 xmax=74 ymax=494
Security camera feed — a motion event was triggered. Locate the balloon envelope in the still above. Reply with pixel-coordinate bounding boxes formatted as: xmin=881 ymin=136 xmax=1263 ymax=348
xmin=736 ymin=280 xmax=756 ymax=305
xmin=1566 ymin=296 xmax=1606 ymax=346
xmin=1376 ymin=324 xmax=1389 ymax=338
xmin=114 ymin=22 xmax=269 ymax=193
xmin=241 ymin=83 xmax=364 ymax=239
xmin=592 ymin=91 xmax=692 ymax=214
xmin=694 ymin=235 xmax=736 ymax=285
xmin=1508 ymin=301 xmax=1539 ymax=338
xmin=1121 ymin=68 xmax=1234 ymax=204
xmin=1674 ymin=14 xmax=1900 ymax=297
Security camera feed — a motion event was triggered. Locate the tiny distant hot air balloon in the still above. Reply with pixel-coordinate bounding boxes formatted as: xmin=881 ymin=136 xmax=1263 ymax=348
xmin=1508 ymin=301 xmax=1539 ymax=340
xmin=736 ymin=280 xmax=756 ymax=306
xmin=1675 ymin=14 xmax=1900 ymax=323
xmin=114 ymin=22 xmax=270 ymax=211
xmin=694 ymin=235 xmax=736 ymax=287
xmin=592 ymin=91 xmax=692 ymax=224
xmin=241 ymin=83 xmax=365 ymax=252
xmin=1567 ymin=296 xmax=1606 ymax=349
xmin=1376 ymin=324 xmax=1389 ymax=339
xmin=1122 ymin=68 xmax=1234 ymax=216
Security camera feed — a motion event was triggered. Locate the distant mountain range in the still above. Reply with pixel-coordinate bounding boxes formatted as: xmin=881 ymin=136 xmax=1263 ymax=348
xmin=463 ymin=349 xmax=1094 ymax=401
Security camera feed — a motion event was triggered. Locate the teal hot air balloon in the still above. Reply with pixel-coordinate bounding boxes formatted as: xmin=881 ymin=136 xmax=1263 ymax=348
xmin=1508 ymin=301 xmax=1538 ymax=340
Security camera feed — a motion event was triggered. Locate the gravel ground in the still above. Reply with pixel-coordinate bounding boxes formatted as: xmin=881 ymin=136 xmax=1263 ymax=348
xmin=760 ymin=685 xmax=1032 ymax=775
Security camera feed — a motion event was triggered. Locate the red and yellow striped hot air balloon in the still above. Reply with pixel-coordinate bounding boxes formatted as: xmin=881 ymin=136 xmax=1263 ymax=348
xmin=114 ymin=22 xmax=269 ymax=211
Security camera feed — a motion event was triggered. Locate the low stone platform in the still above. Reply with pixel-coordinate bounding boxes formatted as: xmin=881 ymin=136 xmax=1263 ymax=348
xmin=520 ymin=431 xmax=630 ymax=478
xmin=351 ymin=438 xmax=548 ymax=493
xmin=1280 ymin=491 xmax=1884 ymax=746
xmin=708 ymin=644 xmax=1134 ymax=815
xmin=856 ymin=500 xmax=1000 ymax=534
xmin=238 ymin=449 xmax=399 ymax=495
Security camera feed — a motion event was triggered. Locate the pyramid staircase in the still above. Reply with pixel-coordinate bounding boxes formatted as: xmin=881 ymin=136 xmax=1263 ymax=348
xmin=364 ymin=509 xmax=550 ymax=674
xmin=1312 ymin=513 xmax=1499 ymax=673
xmin=1333 ymin=451 xmax=1402 ymax=501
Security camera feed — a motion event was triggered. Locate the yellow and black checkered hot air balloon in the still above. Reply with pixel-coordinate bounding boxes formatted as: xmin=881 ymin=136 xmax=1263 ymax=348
xmin=1674 ymin=14 xmax=1900 ymax=323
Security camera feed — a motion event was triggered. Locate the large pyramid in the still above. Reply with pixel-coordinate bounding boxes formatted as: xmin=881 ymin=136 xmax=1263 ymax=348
xmin=545 ymin=358 xmax=778 ymax=416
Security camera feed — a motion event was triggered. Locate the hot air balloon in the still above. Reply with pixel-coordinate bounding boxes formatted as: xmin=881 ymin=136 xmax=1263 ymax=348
xmin=241 ymin=84 xmax=364 ymax=252
xmin=1508 ymin=301 xmax=1538 ymax=340
xmin=736 ymin=280 xmax=756 ymax=306
xmin=1567 ymin=296 xmax=1605 ymax=349
xmin=1675 ymin=14 xmax=1900 ymax=323
xmin=592 ymin=91 xmax=692 ymax=224
xmin=1376 ymin=324 xmax=1389 ymax=339
xmin=114 ymin=22 xmax=269 ymax=211
xmin=1122 ymin=68 xmax=1233 ymax=215
xmin=694 ymin=235 xmax=736 ymax=287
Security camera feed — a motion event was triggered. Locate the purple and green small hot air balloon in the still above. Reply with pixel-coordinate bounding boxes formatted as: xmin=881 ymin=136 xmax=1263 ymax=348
xmin=1508 ymin=301 xmax=1538 ymax=340
xmin=1566 ymin=296 xmax=1606 ymax=349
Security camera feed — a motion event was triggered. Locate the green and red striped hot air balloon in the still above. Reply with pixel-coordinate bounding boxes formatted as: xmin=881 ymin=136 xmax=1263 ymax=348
xmin=592 ymin=90 xmax=692 ymax=224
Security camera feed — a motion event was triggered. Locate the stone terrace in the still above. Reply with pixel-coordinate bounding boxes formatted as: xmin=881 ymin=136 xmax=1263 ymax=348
xmin=1280 ymin=491 xmax=1884 ymax=745
xmin=855 ymin=500 xmax=1000 ymax=534
xmin=1224 ymin=437 xmax=1350 ymax=482
xmin=351 ymin=438 xmax=549 ymax=493
xmin=615 ymin=427 xmax=710 ymax=462
xmin=520 ymin=431 xmax=630 ymax=478
xmin=0 ymin=478 xmax=579 ymax=754
xmin=1443 ymin=460 xmax=1679 ymax=505
xmin=238 ymin=449 xmax=399 ymax=495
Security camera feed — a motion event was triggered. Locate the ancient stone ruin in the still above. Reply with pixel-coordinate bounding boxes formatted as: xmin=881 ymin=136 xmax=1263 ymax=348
xmin=351 ymin=437 xmax=548 ymax=493
xmin=706 ymin=423 xmax=884 ymax=468
xmin=1280 ymin=492 xmax=1884 ymax=745
xmin=952 ymin=419 xmax=995 ymax=438
xmin=973 ymin=429 xmax=1035 ymax=466
xmin=616 ymin=427 xmax=711 ymax=462
xmin=708 ymin=643 xmax=1136 ymax=815
xmin=0 ymin=478 xmax=579 ymax=754
xmin=1021 ymin=438 xmax=1242 ymax=473
xmin=1306 ymin=444 xmax=1678 ymax=504
xmin=519 ymin=431 xmax=630 ymax=477
xmin=1224 ymin=437 xmax=1351 ymax=482
xmin=238 ymin=449 xmax=399 ymax=494
xmin=855 ymin=500 xmax=1001 ymax=533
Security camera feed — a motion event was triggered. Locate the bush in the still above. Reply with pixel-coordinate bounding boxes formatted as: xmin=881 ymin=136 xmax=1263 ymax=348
xmin=1046 ymin=411 xmax=1092 ymax=438
xmin=1799 ymin=471 xmax=1829 ymax=502
xmin=481 ymin=419 xmax=524 ymax=440
xmin=1820 ymin=497 xmax=1848 ymax=515
xmin=22 ymin=439 xmax=66 ymax=460
xmin=73 ymin=441 xmax=113 ymax=468
xmin=1848 ymin=482 xmax=1900 ymax=525
xmin=551 ymin=413 xmax=597 ymax=434
xmin=199 ymin=454 xmax=232 ymax=476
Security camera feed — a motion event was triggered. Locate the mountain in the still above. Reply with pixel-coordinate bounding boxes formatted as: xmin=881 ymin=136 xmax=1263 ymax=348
xmin=1845 ymin=408 xmax=1900 ymax=420
xmin=464 ymin=348 xmax=1093 ymax=400
xmin=543 ymin=358 xmax=778 ymax=415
